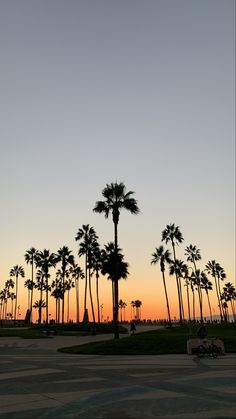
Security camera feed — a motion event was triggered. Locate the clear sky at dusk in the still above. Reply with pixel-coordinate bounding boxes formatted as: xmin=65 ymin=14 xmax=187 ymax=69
xmin=0 ymin=0 xmax=235 ymax=321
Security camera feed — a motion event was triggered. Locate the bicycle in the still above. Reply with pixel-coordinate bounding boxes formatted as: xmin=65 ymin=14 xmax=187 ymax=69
xmin=194 ymin=337 xmax=223 ymax=358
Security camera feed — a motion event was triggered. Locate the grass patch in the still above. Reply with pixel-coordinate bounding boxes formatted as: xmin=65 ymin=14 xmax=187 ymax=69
xmin=58 ymin=323 xmax=236 ymax=355
xmin=0 ymin=322 xmax=128 ymax=339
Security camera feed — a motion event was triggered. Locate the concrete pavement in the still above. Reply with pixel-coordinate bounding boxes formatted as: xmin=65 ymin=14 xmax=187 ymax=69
xmin=0 ymin=330 xmax=235 ymax=418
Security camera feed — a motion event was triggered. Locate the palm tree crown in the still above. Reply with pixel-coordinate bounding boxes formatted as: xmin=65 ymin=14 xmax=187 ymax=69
xmin=93 ymin=181 xmax=139 ymax=224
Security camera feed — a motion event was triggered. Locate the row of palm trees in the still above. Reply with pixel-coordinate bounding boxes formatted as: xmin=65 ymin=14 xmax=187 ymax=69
xmin=0 ymin=182 xmax=235 ymax=340
xmin=151 ymin=225 xmax=236 ymax=326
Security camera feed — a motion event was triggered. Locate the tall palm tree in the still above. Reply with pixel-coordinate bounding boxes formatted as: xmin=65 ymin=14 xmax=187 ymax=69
xmin=35 ymin=250 xmax=57 ymax=325
xmin=24 ymin=247 xmax=39 ymax=322
xmin=55 ymin=247 xmax=74 ymax=324
xmin=9 ymin=265 xmax=25 ymax=321
xmin=161 ymin=223 xmax=184 ymax=323
xmin=93 ymin=181 xmax=139 ymax=339
xmin=151 ymin=245 xmax=172 ymax=326
xmin=75 ymin=224 xmax=98 ymax=323
xmin=69 ymin=264 xmax=84 ymax=323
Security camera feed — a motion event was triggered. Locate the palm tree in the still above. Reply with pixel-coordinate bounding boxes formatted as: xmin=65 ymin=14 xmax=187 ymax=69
xmin=101 ymin=242 xmax=129 ymax=322
xmin=93 ymin=181 xmax=139 ymax=339
xmin=35 ymin=250 xmax=57 ymax=325
xmin=24 ymin=247 xmax=39 ymax=322
xmin=75 ymin=225 xmax=98 ymax=323
xmin=90 ymin=246 xmax=103 ymax=323
xmin=184 ymin=245 xmax=201 ymax=272
xmin=69 ymin=264 xmax=84 ymax=323
xmin=9 ymin=265 xmax=25 ymax=321
xmin=33 ymin=299 xmax=46 ymax=324
xmin=151 ymin=245 xmax=172 ymax=326
xmin=133 ymin=299 xmax=142 ymax=320
xmin=201 ymin=275 xmax=213 ymax=322
xmin=55 ymin=247 xmax=74 ymax=324
xmin=221 ymin=282 xmax=236 ymax=322
xmin=169 ymin=258 xmax=187 ymax=323
xmin=51 ymin=270 xmax=64 ymax=323
xmin=205 ymin=260 xmax=224 ymax=322
xmin=118 ymin=299 xmax=127 ymax=322
xmin=162 ymin=223 xmax=184 ymax=323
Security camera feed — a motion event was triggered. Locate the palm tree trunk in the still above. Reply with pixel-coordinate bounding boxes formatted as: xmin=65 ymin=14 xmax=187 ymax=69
xmin=214 ymin=276 xmax=223 ymax=322
xmin=75 ymin=279 xmax=80 ymax=323
xmin=96 ymin=273 xmax=100 ymax=323
xmin=186 ymin=282 xmax=191 ymax=322
xmin=114 ymin=220 xmax=119 ymax=339
xmin=83 ymin=254 xmax=88 ymax=322
xmin=14 ymin=275 xmax=18 ymax=321
xmin=67 ymin=290 xmax=70 ymax=323
xmin=171 ymin=243 xmax=183 ymax=324
xmin=206 ymin=290 xmax=213 ymax=322
xmin=88 ymin=267 xmax=96 ymax=324
xmin=162 ymin=271 xmax=172 ymax=326
xmin=30 ymin=262 xmax=34 ymax=322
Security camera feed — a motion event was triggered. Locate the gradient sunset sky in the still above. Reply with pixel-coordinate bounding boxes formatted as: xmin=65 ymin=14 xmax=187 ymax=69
xmin=0 ymin=0 xmax=235 ymax=322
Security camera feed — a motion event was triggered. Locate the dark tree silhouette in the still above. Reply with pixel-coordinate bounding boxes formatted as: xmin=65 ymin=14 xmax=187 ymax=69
xmin=93 ymin=182 xmax=139 ymax=339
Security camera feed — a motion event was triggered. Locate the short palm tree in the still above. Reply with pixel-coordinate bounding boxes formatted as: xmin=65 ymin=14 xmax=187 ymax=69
xmin=9 ymin=265 xmax=25 ymax=321
xmin=221 ymin=282 xmax=236 ymax=322
xmin=24 ymin=247 xmax=39 ymax=322
xmin=35 ymin=250 xmax=57 ymax=325
xmin=162 ymin=223 xmax=184 ymax=323
xmin=55 ymin=247 xmax=74 ymax=324
xmin=101 ymin=242 xmax=129 ymax=323
xmin=33 ymin=299 xmax=47 ymax=323
xmin=201 ymin=274 xmax=213 ymax=322
xmin=205 ymin=260 xmax=225 ymax=322
xmin=93 ymin=181 xmax=139 ymax=339
xmin=69 ymin=264 xmax=84 ymax=323
xmin=151 ymin=245 xmax=172 ymax=326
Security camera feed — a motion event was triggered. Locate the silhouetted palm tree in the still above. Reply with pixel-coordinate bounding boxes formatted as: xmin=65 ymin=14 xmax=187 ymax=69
xmin=35 ymin=250 xmax=57 ymax=325
xmin=75 ymin=224 xmax=98 ymax=323
xmin=55 ymin=247 xmax=74 ymax=324
xmin=184 ymin=245 xmax=201 ymax=272
xmin=33 ymin=299 xmax=46 ymax=324
xmin=93 ymin=181 xmax=139 ymax=339
xmin=201 ymin=274 xmax=213 ymax=322
xmin=221 ymin=282 xmax=236 ymax=322
xmin=162 ymin=223 xmax=184 ymax=323
xmin=24 ymin=247 xmax=39 ymax=322
xmin=118 ymin=299 xmax=127 ymax=322
xmin=69 ymin=264 xmax=84 ymax=323
xmin=205 ymin=260 xmax=225 ymax=322
xmin=10 ymin=265 xmax=25 ymax=321
xmin=101 ymin=242 xmax=129 ymax=322
xmin=91 ymin=246 xmax=103 ymax=323
xmin=151 ymin=245 xmax=172 ymax=326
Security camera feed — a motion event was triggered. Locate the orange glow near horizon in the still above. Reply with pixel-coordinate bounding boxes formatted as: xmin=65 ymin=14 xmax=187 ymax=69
xmin=1 ymin=271 xmax=227 ymax=324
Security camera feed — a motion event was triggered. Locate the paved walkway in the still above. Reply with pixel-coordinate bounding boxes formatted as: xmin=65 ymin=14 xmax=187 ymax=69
xmin=0 ymin=331 xmax=235 ymax=418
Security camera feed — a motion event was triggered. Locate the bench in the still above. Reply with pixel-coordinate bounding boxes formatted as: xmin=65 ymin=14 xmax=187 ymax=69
xmin=187 ymin=338 xmax=225 ymax=355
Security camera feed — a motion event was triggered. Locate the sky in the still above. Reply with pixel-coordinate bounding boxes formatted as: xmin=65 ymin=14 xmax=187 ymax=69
xmin=0 ymin=0 xmax=235 ymax=322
